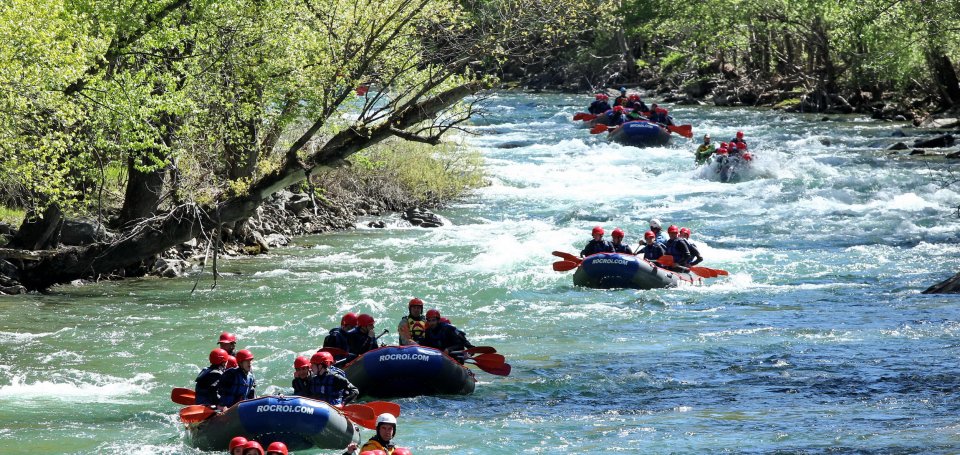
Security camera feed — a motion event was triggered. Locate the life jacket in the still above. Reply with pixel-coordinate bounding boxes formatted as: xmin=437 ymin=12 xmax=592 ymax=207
xmin=218 ymin=368 xmax=256 ymax=407
xmin=361 ymin=436 xmax=395 ymax=454
xmin=581 ymin=239 xmax=613 ymax=257
xmin=323 ymin=327 xmax=350 ymax=354
xmin=611 ymin=242 xmax=632 ymax=254
xmin=400 ymin=316 xmax=427 ymax=344
xmin=638 ymin=243 xmax=665 ymax=261
xmin=194 ymin=366 xmax=223 ymax=405
xmin=307 ymin=371 xmax=348 ymax=405
xmin=664 ymin=238 xmax=691 ymax=265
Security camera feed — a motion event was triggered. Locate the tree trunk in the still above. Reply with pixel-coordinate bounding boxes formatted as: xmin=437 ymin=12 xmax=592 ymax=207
xmin=117 ymin=151 xmax=166 ymax=228
xmin=11 ymin=82 xmax=483 ymax=290
xmin=928 ymin=53 xmax=960 ymax=107
xmin=8 ymin=204 xmax=63 ymax=250
xmin=616 ymin=30 xmax=636 ymax=79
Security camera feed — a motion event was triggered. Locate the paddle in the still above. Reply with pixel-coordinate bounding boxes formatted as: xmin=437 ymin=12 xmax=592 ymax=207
xmin=179 ymin=405 xmax=216 ymax=424
xmin=466 ymin=354 xmax=512 ymax=376
xmin=689 ymin=266 xmax=717 ymax=278
xmin=171 ymin=387 xmax=196 ymax=406
xmin=464 ymin=346 xmax=497 ymax=355
xmin=590 ymin=124 xmax=612 ymax=134
xmin=552 ymin=260 xmax=579 ymax=272
xmin=365 ymin=401 xmax=402 ymax=418
xmin=572 ymin=112 xmax=590 ymax=121
xmin=667 ymin=124 xmax=694 ymax=138
xmin=551 ymin=251 xmax=582 ymax=264
xmin=340 ymin=404 xmax=377 ymax=429
xmin=655 ymin=255 xmax=675 ymax=267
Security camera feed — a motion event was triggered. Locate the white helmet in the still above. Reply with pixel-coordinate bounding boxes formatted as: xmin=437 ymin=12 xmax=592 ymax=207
xmin=649 ymin=219 xmax=661 ymax=229
xmin=376 ymin=412 xmax=397 ymax=429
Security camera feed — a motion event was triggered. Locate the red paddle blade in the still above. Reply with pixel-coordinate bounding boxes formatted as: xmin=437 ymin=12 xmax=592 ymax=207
xmin=341 ymin=404 xmax=376 ymax=429
xmin=580 ymin=114 xmax=597 ymax=121
xmin=551 ymin=251 xmax=582 ymax=264
xmin=179 ymin=405 xmax=215 ymax=424
xmin=715 ymin=268 xmax=729 ymax=276
xmin=689 ymin=266 xmax=715 ymax=278
xmin=171 ymin=387 xmax=196 ymax=405
xmin=365 ymin=401 xmax=401 ymax=418
xmin=465 ymin=346 xmax=497 ymax=355
xmin=670 ymin=124 xmax=693 ymax=138
xmin=589 ymin=124 xmax=609 ymax=134
xmin=552 ymin=260 xmax=579 ymax=272
xmin=656 ymin=255 xmax=675 ymax=267
xmin=478 ymin=363 xmax=511 ymax=376
xmin=472 ymin=353 xmax=505 ymax=365
xmin=319 ymin=347 xmax=349 ymax=357
xmin=572 ymin=112 xmax=586 ymax=121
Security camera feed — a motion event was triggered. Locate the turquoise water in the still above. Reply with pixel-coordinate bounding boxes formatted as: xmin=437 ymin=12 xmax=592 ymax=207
xmin=2 ymin=92 xmax=960 ymax=454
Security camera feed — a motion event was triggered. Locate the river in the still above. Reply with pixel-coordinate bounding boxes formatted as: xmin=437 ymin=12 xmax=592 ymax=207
xmin=1 ymin=92 xmax=960 ymax=454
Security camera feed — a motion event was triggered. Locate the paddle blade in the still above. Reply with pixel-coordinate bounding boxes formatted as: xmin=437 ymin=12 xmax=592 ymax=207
xmin=341 ymin=404 xmax=377 ymax=429
xmin=589 ymin=124 xmax=609 ymax=134
xmin=580 ymin=114 xmax=597 ymax=122
xmin=465 ymin=346 xmax=497 ymax=355
xmin=715 ymin=268 xmax=729 ymax=276
xmin=319 ymin=347 xmax=349 ymax=357
xmin=669 ymin=124 xmax=693 ymax=138
xmin=171 ymin=387 xmax=196 ymax=406
xmin=572 ymin=112 xmax=586 ymax=121
xmin=477 ymin=362 xmax=511 ymax=376
xmin=467 ymin=353 xmax=510 ymax=376
xmin=551 ymin=251 xmax=582 ymax=264
xmin=689 ymin=266 xmax=716 ymax=278
xmin=471 ymin=353 xmax=506 ymax=365
xmin=179 ymin=405 xmax=215 ymax=424
xmin=365 ymin=401 xmax=401 ymax=418
xmin=656 ymin=255 xmax=675 ymax=267
xmin=552 ymin=260 xmax=579 ymax=272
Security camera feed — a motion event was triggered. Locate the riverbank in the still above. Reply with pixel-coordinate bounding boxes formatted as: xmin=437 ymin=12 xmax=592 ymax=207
xmin=0 ymin=140 xmax=485 ymax=295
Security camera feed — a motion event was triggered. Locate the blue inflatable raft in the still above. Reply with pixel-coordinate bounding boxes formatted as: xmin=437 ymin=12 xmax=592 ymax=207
xmin=573 ymin=252 xmax=701 ymax=289
xmin=608 ymin=121 xmax=671 ymax=147
xmin=187 ymin=395 xmax=360 ymax=451
xmin=343 ymin=345 xmax=476 ymax=398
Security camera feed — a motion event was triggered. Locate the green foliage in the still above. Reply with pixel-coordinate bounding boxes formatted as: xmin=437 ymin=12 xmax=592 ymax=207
xmin=660 ymin=51 xmax=689 ymax=74
xmin=0 ymin=206 xmax=25 ymax=226
xmin=348 ymin=139 xmax=485 ymax=204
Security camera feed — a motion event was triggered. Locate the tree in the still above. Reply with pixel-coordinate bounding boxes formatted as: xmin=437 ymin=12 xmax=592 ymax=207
xmin=1 ymin=0 xmax=606 ymax=290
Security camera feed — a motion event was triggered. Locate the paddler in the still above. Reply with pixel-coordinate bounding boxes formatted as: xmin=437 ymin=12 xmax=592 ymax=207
xmin=194 ymin=348 xmax=228 ymax=406
xmin=664 ymin=225 xmax=692 ymax=270
xmin=398 ymin=298 xmax=427 ymax=345
xmin=292 ymin=355 xmax=311 ymax=396
xmin=218 ymin=332 xmax=237 ymax=356
xmin=610 ymin=228 xmax=632 ymax=254
xmin=635 ymin=230 xmax=665 ymax=261
xmin=695 ymin=134 xmax=716 ymax=165
xmin=580 ymin=226 xmax=613 ymax=257
xmin=323 ymin=312 xmax=358 ymax=360
xmin=343 ymin=413 xmax=406 ymax=454
xmin=421 ymin=309 xmax=474 ymax=363
xmin=679 ymin=227 xmax=704 ymax=266
xmin=229 ymin=436 xmax=249 ymax=455
xmin=306 ymin=351 xmax=359 ymax=406
xmin=218 ymin=349 xmax=256 ymax=409
xmin=588 ymin=93 xmax=611 ymax=114
xmin=346 ymin=314 xmax=380 ymax=356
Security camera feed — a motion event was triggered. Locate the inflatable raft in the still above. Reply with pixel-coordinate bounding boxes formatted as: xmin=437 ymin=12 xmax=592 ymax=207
xmin=608 ymin=121 xmax=671 ymax=147
xmin=573 ymin=252 xmax=701 ymax=289
xmin=344 ymin=345 xmax=476 ymax=398
xmin=187 ymin=395 xmax=360 ymax=451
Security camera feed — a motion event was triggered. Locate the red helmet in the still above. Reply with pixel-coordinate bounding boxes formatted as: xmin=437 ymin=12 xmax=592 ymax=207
xmin=393 ymin=449 xmax=413 ymax=455
xmin=591 ymin=226 xmax=604 ymax=236
xmin=718 ymin=147 xmax=728 ymax=154
xmin=628 ymin=94 xmax=639 ymax=101
xmin=209 ymin=348 xmax=229 ymax=365
xmin=679 ymin=227 xmax=691 ymax=236
xmin=743 ymin=152 xmax=753 ymax=161
xmin=736 ymin=130 xmax=744 ymax=139
xmin=439 ymin=317 xmax=450 ymax=324
xmin=426 ymin=309 xmax=441 ymax=320
xmin=293 ymin=355 xmax=310 ymax=369
xmin=229 ymin=436 xmax=248 ymax=451
xmin=409 ymin=298 xmax=424 ymax=308
xmin=613 ymin=105 xmax=624 ymax=113
xmin=728 ymin=142 xmax=738 ymax=150
xmin=226 ymin=355 xmax=238 ymax=369
xmin=601 ymin=94 xmax=609 ymax=100
xmin=357 ymin=314 xmax=375 ymax=327
xmin=341 ymin=312 xmax=358 ymax=326
xmin=595 ymin=93 xmax=605 ymax=100
xmin=219 ymin=332 xmax=237 ymax=343
xmin=667 ymin=225 xmax=679 ymax=234
xmin=720 ymin=142 xmax=728 ymax=148
xmin=611 ymin=228 xmax=625 ymax=239
xmin=266 ymin=442 xmax=288 ymax=455
xmin=235 ymin=349 xmax=254 ymax=363
xmin=360 ymin=451 xmax=388 ymax=455
xmin=243 ymin=441 xmax=264 ymax=455
xmin=644 ymin=230 xmax=655 ymax=239
xmin=311 ymin=351 xmax=334 ymax=366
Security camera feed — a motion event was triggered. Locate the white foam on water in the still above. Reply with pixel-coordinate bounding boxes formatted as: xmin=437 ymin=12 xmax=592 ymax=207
xmin=0 ymin=372 xmax=154 ymax=403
